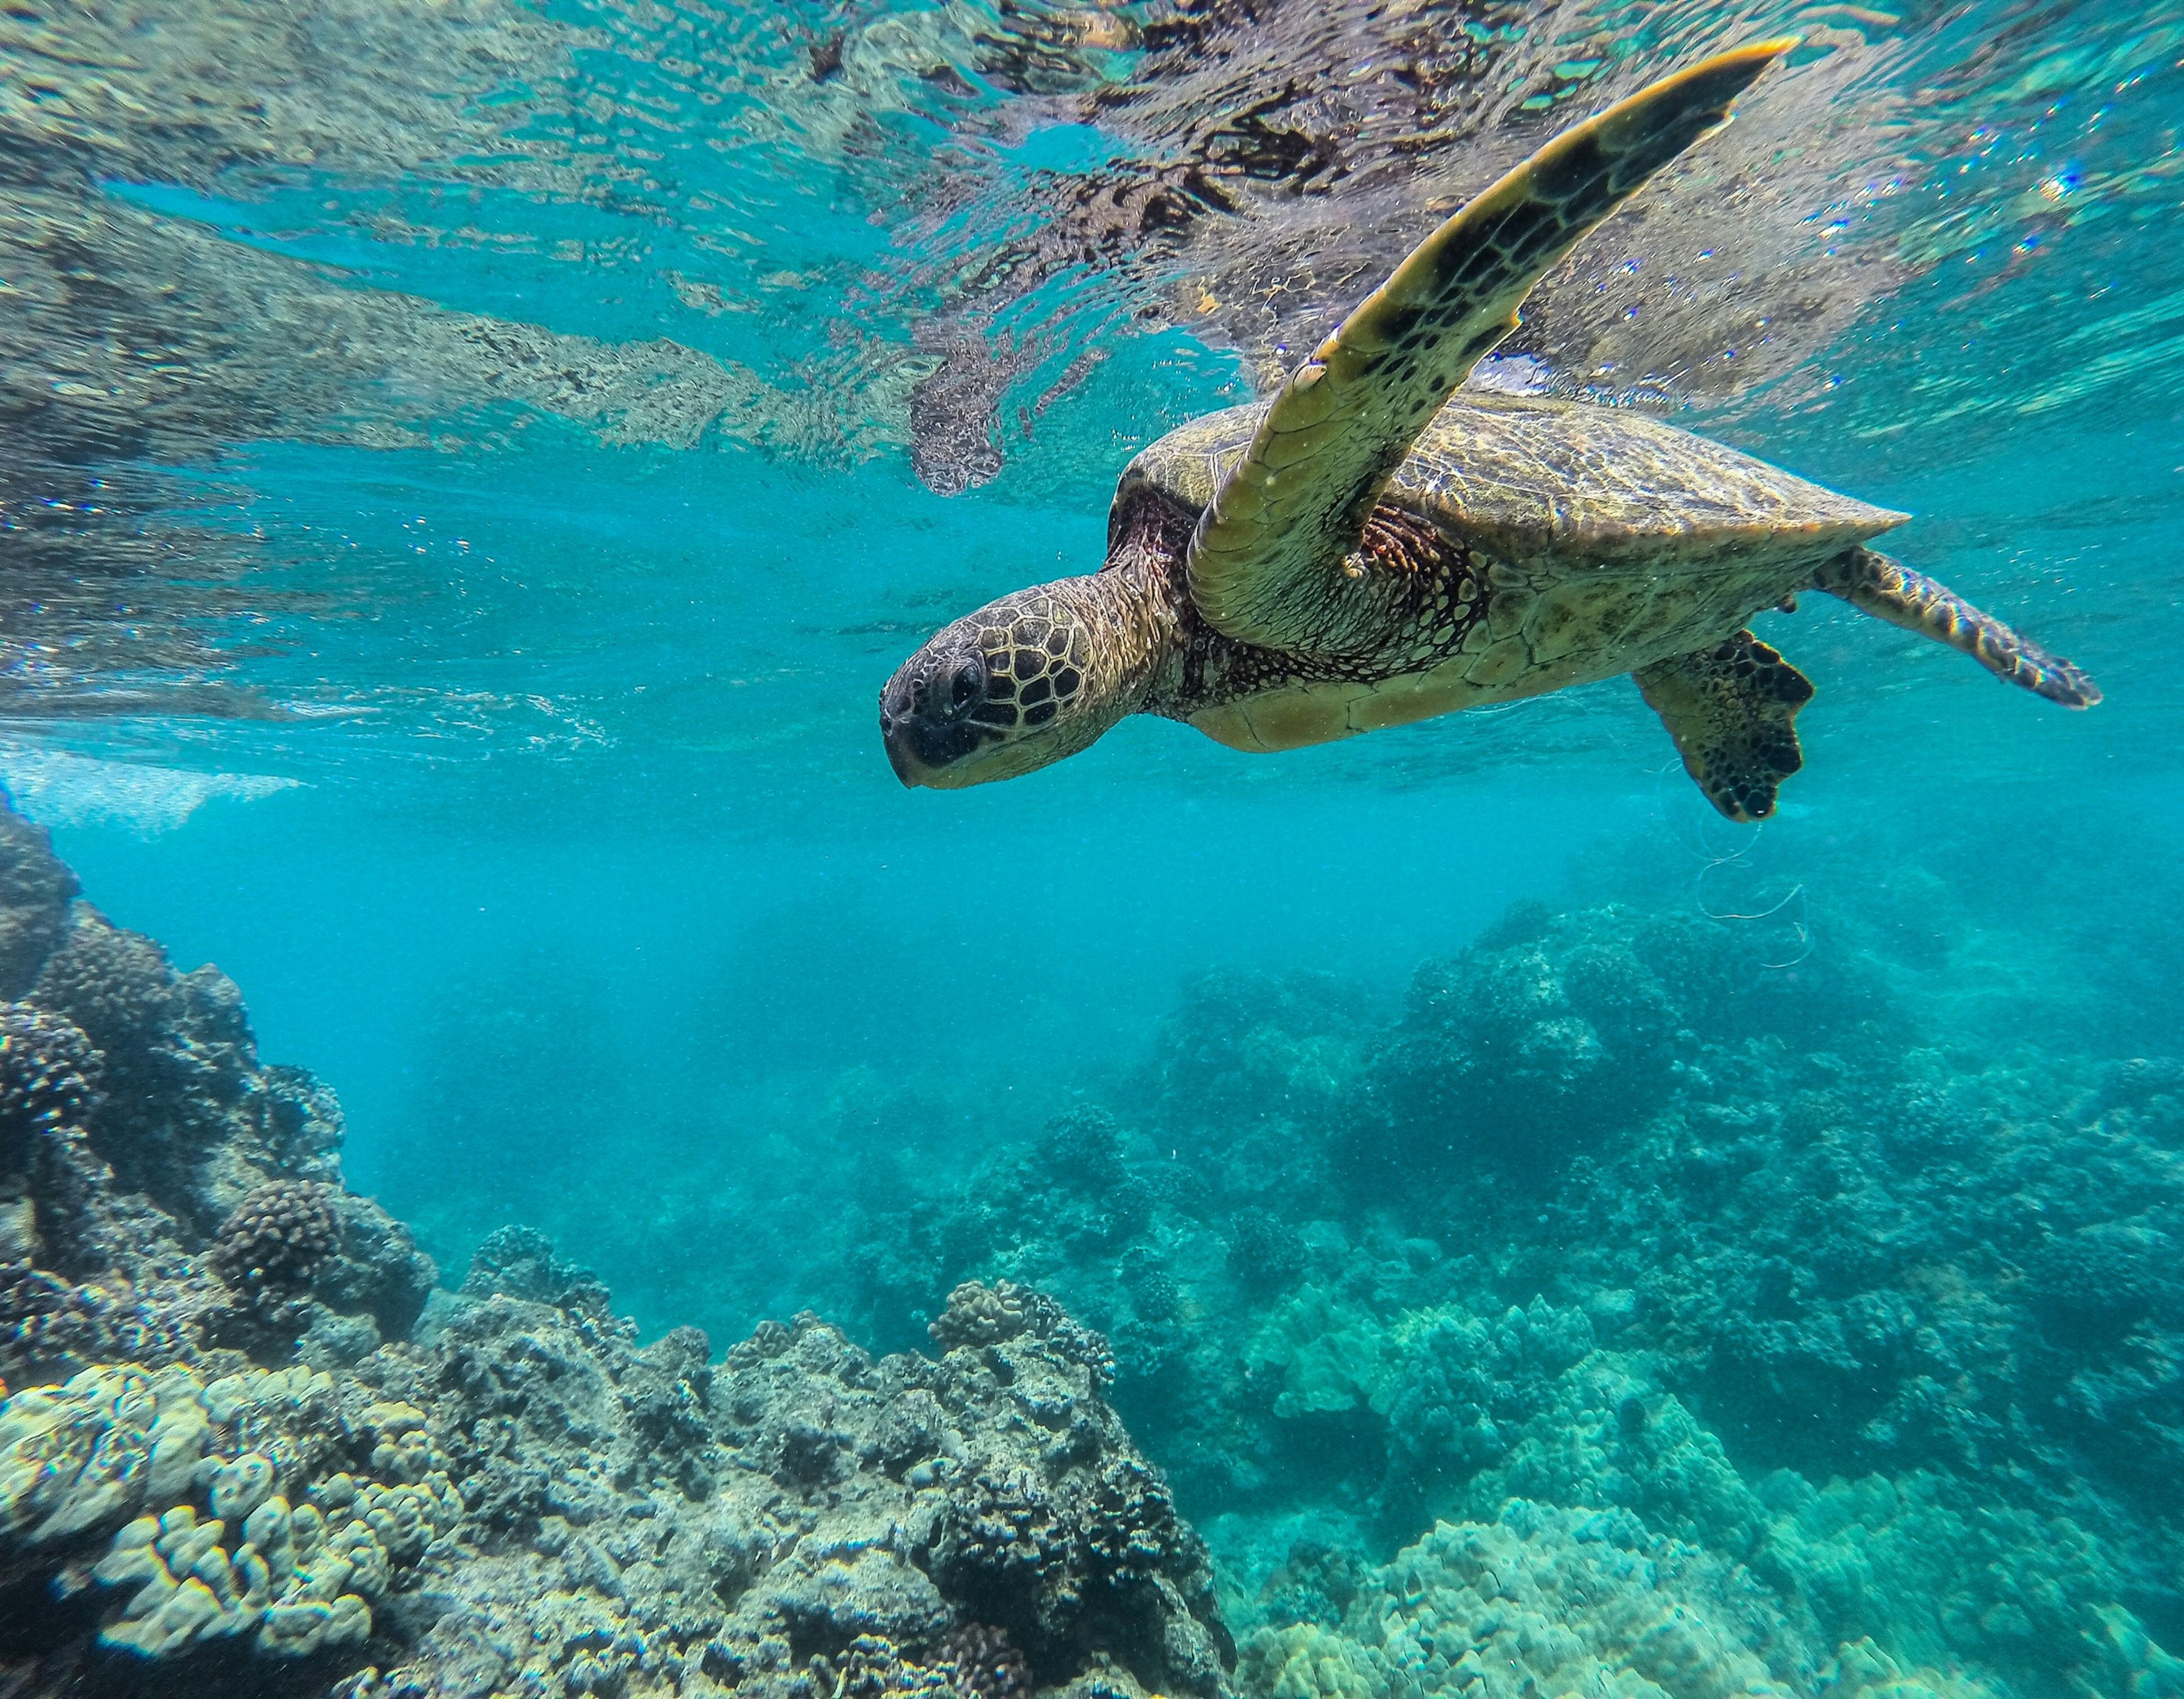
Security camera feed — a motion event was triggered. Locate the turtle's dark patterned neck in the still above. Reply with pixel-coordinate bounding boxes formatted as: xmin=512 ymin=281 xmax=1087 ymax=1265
xmin=1102 ymin=482 xmax=1504 ymax=724
xmin=1102 ymin=487 xmax=1335 ymax=723
xmin=1097 ymin=491 xmax=1196 ymax=719
xmin=1105 ymin=478 xmax=1516 ymax=724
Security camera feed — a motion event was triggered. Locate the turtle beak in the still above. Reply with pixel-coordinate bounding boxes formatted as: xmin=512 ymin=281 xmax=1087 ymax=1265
xmin=879 ymin=683 xmax=924 ymax=788
xmin=879 ymin=665 xmax=982 ymax=788
xmin=881 ymin=704 xmax=923 ymax=787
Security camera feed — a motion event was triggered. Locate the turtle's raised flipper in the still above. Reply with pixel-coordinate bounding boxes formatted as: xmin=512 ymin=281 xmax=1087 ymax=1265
xmin=1186 ymin=38 xmax=1796 ymax=654
xmin=1636 ymin=631 xmax=1814 ymax=822
xmin=1816 ymin=548 xmax=2101 ymax=708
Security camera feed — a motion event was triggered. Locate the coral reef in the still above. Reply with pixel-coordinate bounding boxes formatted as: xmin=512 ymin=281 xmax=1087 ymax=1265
xmin=0 ymin=804 xmax=432 ymax=1391
xmin=461 ymin=1222 xmax=613 ymax=1313
xmin=0 ymin=795 xmax=1237 ymax=1699
xmin=1239 ymin=1502 xmax=1814 ymax=1699
xmin=832 ymin=857 xmax=2184 ymax=1699
xmin=937 ymin=1621 xmax=1033 ymax=1699
xmin=5 ymin=790 xmax=2183 ymax=1699
xmin=0 ymin=1359 xmax=461 ymax=1660
xmin=319 ymin=1273 xmax=1227 ymax=1699
xmin=0 ymin=1004 xmax=101 ymax=1164
xmin=209 ymin=1182 xmax=342 ymax=1304
xmin=0 ymin=1262 xmax=189 ymax=1383
xmin=1 ymin=1253 xmax=1230 ymax=1697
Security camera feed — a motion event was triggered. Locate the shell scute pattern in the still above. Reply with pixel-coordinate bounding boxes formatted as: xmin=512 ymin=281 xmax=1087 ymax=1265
xmin=1128 ymin=390 xmax=1902 ymax=697
xmin=1527 ymin=589 xmax=1602 ymax=668
xmin=1462 ymin=639 xmax=1531 ymax=693
xmin=1393 ymin=393 xmax=1905 ymax=569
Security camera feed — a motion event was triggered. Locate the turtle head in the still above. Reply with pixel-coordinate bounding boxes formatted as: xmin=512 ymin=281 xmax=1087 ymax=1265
xmin=881 ymin=575 xmax=1156 ymax=789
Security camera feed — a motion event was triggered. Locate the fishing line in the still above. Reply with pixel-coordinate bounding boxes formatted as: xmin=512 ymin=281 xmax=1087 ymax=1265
xmin=1651 ymin=756 xmax=1814 ymax=970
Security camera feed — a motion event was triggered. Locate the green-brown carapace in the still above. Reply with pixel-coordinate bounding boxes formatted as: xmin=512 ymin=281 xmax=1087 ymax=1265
xmin=879 ymin=40 xmax=2098 ymax=822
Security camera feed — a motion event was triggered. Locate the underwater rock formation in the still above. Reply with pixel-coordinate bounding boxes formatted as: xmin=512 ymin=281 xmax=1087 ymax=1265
xmin=0 ymin=805 xmax=432 ymax=1390
xmin=1240 ymin=1501 xmax=1816 ymax=1699
xmin=6 ymin=784 xmax=2183 ymax=1699
xmin=0 ymin=795 xmax=1235 ymax=1699
xmin=331 ymin=1273 xmax=1230 ymax=1699
xmin=830 ymin=860 xmax=2184 ymax=1699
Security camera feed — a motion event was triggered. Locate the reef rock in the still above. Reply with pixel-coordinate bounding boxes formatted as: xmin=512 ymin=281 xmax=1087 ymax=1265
xmin=0 ymin=805 xmax=434 ymax=1391
xmin=340 ymin=1275 xmax=1230 ymax=1699
xmin=0 ymin=794 xmax=1238 ymax=1699
xmin=1240 ymin=1500 xmax=1813 ymax=1699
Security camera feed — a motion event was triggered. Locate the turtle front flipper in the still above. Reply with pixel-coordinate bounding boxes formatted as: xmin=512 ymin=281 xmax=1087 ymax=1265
xmin=1636 ymin=631 xmax=1814 ymax=822
xmin=1816 ymin=548 xmax=2101 ymax=707
xmin=1185 ymin=38 xmax=1797 ymax=654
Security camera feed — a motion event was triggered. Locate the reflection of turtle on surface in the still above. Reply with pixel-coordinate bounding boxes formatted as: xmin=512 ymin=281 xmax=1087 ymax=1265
xmin=880 ymin=40 xmax=2099 ymax=822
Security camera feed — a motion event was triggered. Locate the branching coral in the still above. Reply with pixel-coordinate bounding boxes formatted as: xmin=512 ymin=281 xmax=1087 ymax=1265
xmin=937 ymin=1622 xmax=1032 ymax=1699
xmin=29 ymin=910 xmax=179 ymax=1068
xmin=1228 ymin=1208 xmax=1309 ymax=1292
xmin=0 ymin=1261 xmax=188 ymax=1381
xmin=1083 ymin=1456 xmax=1185 ymax=1585
xmin=463 ymin=1221 xmax=612 ymax=1312
xmin=810 ymin=1633 xmax=963 ymax=1699
xmin=0 ymin=810 xmax=78 ymax=998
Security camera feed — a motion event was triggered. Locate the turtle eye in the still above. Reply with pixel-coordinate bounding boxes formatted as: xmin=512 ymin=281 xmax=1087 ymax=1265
xmin=948 ymin=659 xmax=985 ymax=712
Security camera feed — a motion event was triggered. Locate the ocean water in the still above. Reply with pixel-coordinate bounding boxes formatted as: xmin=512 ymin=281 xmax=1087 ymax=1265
xmin=4 ymin=1 xmax=2183 ymax=1696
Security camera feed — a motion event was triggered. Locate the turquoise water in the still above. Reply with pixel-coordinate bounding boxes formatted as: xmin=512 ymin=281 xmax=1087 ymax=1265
xmin=6 ymin=1 xmax=2184 ymax=1694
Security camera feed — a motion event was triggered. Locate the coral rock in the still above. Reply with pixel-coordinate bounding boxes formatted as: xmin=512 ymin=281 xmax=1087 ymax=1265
xmin=0 ymin=810 xmax=78 ymax=1001
xmin=209 ymin=1178 xmax=340 ymax=1302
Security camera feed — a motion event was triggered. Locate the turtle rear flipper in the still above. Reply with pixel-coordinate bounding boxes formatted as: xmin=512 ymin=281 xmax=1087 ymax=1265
xmin=1817 ymin=548 xmax=2101 ymax=707
xmin=1636 ymin=631 xmax=1814 ymax=822
xmin=1186 ymin=38 xmax=1797 ymax=654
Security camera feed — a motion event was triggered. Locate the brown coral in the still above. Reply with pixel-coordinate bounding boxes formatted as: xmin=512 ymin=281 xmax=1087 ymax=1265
xmin=30 ymin=909 xmax=177 ymax=1062
xmin=947 ymin=1462 xmax=1070 ymax=1589
xmin=1083 ymin=1456 xmax=1182 ymax=1586
xmin=816 ymin=1635 xmax=961 ymax=1699
xmin=209 ymin=1179 xmax=338 ymax=1301
xmin=936 ymin=1622 xmax=1031 ymax=1699
xmin=929 ymin=1279 xmax=1030 ymax=1351
xmin=0 ymin=1261 xmax=188 ymax=1381
xmin=929 ymin=1280 xmax=1115 ymax=1388
xmin=0 ymin=1002 xmax=101 ymax=1165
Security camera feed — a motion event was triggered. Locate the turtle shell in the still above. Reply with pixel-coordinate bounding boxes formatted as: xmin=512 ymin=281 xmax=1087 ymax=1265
xmin=1114 ymin=389 xmax=1905 ymax=585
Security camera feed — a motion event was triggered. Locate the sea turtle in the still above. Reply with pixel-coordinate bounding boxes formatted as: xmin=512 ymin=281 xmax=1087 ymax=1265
xmin=878 ymin=40 xmax=2098 ymax=821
